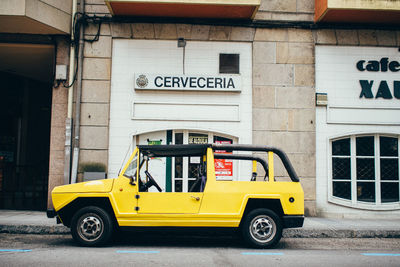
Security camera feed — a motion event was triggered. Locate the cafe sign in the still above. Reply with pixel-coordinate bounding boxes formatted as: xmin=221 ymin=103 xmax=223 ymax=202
xmin=316 ymin=46 xmax=400 ymax=124
xmin=357 ymin=57 xmax=400 ymax=99
xmin=135 ymin=73 xmax=241 ymax=92
xmin=316 ymin=46 xmax=400 ymax=109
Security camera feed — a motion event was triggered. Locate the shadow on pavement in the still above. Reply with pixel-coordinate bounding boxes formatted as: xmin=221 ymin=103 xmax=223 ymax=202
xmin=112 ymin=228 xmax=244 ymax=248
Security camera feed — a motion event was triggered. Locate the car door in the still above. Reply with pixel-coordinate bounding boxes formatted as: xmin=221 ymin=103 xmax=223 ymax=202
xmin=137 ymin=191 xmax=203 ymax=213
xmin=136 ymin=151 xmax=206 ymax=214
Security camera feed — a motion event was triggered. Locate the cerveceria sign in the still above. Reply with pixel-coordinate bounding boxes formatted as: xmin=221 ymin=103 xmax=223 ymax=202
xmin=134 ymin=73 xmax=241 ymax=92
xmin=357 ymin=57 xmax=400 ymax=99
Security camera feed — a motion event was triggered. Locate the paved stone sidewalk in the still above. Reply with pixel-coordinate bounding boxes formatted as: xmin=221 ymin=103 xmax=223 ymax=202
xmin=0 ymin=210 xmax=399 ymax=238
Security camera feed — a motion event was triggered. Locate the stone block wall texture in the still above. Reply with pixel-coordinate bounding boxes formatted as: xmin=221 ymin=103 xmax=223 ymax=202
xmin=84 ymin=0 xmax=315 ymax=22
xmin=81 ymin=20 xmax=112 ymax=177
xmin=47 ymin=37 xmax=70 ymax=208
xmin=76 ymin=0 xmax=400 ymax=215
xmin=257 ymin=0 xmax=314 ymax=22
xmin=252 ymin=27 xmax=316 ymax=216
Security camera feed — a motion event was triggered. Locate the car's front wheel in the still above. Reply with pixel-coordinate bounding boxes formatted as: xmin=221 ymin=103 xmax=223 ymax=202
xmin=71 ymin=206 xmax=113 ymax=247
xmin=241 ymin=208 xmax=282 ymax=248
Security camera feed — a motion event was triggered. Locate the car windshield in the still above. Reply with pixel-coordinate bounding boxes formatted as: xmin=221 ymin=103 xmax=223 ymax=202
xmin=123 ymin=152 xmax=138 ymax=179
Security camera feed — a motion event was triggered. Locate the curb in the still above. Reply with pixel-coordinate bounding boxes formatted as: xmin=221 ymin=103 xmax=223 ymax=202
xmin=1 ymin=224 xmax=400 ymax=238
xmin=283 ymin=229 xmax=400 ymax=239
xmin=0 ymin=225 xmax=70 ymax=235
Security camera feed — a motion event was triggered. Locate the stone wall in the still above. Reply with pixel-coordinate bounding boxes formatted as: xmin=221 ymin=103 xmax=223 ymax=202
xmin=256 ymin=0 xmax=314 ymax=22
xmin=47 ymin=36 xmax=70 ymax=208
xmin=252 ymin=28 xmax=316 ymax=215
xmin=84 ymin=0 xmax=315 ymax=22
xmin=80 ymin=24 xmax=112 ymax=174
xmin=314 ymin=29 xmax=400 ymax=46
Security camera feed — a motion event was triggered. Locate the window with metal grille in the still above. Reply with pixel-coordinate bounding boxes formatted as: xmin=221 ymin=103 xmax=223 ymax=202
xmin=331 ymin=135 xmax=399 ymax=207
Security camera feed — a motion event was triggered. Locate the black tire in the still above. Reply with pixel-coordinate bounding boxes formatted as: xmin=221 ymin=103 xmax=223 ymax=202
xmin=241 ymin=208 xmax=282 ymax=249
xmin=71 ymin=206 xmax=113 ymax=247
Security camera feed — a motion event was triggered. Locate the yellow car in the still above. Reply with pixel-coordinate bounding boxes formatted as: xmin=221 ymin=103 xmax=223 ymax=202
xmin=48 ymin=144 xmax=304 ymax=248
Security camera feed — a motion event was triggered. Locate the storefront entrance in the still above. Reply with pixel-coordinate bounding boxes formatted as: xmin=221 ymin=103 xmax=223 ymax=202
xmin=0 ymin=43 xmax=54 ymax=210
xmin=108 ymin=40 xmax=253 ymax=180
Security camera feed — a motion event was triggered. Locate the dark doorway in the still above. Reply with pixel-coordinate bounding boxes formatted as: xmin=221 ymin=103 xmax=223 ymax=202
xmin=0 ymin=71 xmax=52 ymax=210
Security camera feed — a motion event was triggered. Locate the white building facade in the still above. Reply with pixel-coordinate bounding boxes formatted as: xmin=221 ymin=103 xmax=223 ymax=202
xmin=316 ymin=46 xmax=400 ymax=218
xmin=108 ymin=40 xmax=253 ymax=192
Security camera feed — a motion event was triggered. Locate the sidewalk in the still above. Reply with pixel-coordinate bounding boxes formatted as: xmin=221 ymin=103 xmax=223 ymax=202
xmin=0 ymin=210 xmax=399 ymax=238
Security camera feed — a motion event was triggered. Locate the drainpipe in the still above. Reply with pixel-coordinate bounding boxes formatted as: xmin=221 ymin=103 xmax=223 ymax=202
xmin=64 ymin=0 xmax=77 ymax=185
xmin=70 ymin=0 xmax=85 ymax=184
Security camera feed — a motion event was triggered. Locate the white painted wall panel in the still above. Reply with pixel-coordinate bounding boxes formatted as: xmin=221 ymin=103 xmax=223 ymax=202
xmin=316 ymin=45 xmax=400 ymax=218
xmin=132 ymin=102 xmax=239 ymax=121
xmin=108 ymin=40 xmax=252 ymax=177
xmin=316 ymin=46 xmax=400 ymax=125
xmin=327 ymin=107 xmax=400 ymax=125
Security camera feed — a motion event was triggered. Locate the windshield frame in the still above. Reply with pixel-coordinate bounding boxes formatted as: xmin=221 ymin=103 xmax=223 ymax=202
xmin=121 ymin=148 xmax=139 ymax=180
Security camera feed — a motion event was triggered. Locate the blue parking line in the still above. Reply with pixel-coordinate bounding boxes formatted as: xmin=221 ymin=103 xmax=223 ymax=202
xmin=0 ymin=249 xmax=32 ymax=252
xmin=242 ymin=252 xmax=284 ymax=256
xmin=116 ymin=250 xmax=160 ymax=254
xmin=362 ymin=253 xmax=400 ymax=257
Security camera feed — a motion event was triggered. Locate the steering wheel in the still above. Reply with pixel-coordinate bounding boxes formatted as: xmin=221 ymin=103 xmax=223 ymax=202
xmin=144 ymin=170 xmax=162 ymax=192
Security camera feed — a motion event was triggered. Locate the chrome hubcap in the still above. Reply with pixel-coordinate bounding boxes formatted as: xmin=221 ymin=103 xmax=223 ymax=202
xmin=249 ymin=215 xmax=276 ymax=243
xmin=78 ymin=215 xmax=103 ymax=242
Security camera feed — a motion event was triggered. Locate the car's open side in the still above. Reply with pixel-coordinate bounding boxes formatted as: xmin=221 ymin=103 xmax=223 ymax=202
xmin=49 ymin=144 xmax=304 ymax=248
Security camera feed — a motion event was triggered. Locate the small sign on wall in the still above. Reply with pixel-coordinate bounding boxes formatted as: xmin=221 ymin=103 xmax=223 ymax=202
xmin=134 ymin=73 xmax=241 ymax=92
xmin=188 ymin=136 xmax=208 ymax=144
xmin=214 ymin=140 xmax=233 ymax=178
xmin=356 ymin=58 xmax=400 ymax=99
xmin=147 ymin=139 xmax=162 ymax=145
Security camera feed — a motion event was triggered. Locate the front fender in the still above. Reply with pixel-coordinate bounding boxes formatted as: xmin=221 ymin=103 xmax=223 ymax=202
xmin=51 ymin=179 xmax=115 ymax=211
xmin=52 ymin=179 xmax=114 ymax=194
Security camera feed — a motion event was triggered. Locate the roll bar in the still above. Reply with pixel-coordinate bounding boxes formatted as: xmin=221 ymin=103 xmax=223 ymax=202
xmin=212 ymin=144 xmax=300 ymax=182
xmin=214 ymin=154 xmax=269 ymax=176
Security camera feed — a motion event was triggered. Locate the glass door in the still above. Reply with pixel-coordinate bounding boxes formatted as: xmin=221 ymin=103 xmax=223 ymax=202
xmin=172 ymin=131 xmax=235 ymax=192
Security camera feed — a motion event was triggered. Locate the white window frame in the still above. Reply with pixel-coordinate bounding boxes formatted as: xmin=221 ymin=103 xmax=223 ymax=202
xmin=328 ymin=134 xmax=400 ymax=210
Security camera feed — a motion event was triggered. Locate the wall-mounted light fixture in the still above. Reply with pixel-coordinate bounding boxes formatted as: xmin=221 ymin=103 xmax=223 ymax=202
xmin=178 ymin=38 xmax=186 ymax=74
xmin=177 ymin=37 xmax=186 ymax=48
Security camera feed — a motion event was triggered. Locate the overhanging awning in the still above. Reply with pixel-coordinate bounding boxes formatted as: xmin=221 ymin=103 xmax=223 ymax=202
xmin=315 ymin=0 xmax=400 ymax=24
xmin=105 ymin=0 xmax=260 ymax=19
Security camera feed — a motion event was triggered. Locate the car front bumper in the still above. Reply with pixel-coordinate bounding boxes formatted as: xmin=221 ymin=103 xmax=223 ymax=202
xmin=47 ymin=209 xmax=62 ymax=224
xmin=47 ymin=209 xmax=56 ymax=218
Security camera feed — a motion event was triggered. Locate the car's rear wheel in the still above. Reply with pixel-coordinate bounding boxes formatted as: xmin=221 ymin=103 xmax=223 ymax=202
xmin=241 ymin=208 xmax=282 ymax=248
xmin=71 ymin=206 xmax=113 ymax=247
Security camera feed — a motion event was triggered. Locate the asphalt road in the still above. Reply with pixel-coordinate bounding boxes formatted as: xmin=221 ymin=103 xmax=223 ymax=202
xmin=1 ymin=233 xmax=400 ymax=267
